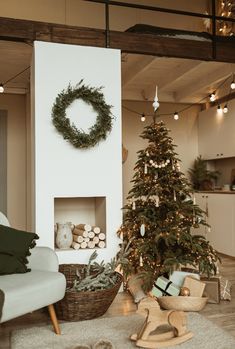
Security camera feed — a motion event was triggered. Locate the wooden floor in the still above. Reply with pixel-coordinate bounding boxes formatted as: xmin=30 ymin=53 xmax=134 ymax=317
xmin=0 ymin=254 xmax=234 ymax=348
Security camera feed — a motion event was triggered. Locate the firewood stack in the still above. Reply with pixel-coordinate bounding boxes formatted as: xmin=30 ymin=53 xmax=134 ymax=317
xmin=71 ymin=223 xmax=106 ymax=250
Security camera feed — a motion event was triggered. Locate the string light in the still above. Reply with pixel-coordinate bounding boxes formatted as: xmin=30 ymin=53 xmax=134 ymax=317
xmin=174 ymin=112 xmax=179 ymax=120
xmin=0 ymin=66 xmax=30 ymax=94
xmin=217 ymin=105 xmax=223 ymax=114
xmin=141 ymin=113 xmax=146 ymax=122
xmin=122 ymin=72 xmax=234 ymax=121
xmin=223 ymin=104 xmax=228 ymax=113
xmin=209 ymin=92 xmax=216 ymax=102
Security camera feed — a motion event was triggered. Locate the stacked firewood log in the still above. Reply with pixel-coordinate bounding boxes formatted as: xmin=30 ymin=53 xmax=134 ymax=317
xmin=71 ymin=223 xmax=106 ymax=250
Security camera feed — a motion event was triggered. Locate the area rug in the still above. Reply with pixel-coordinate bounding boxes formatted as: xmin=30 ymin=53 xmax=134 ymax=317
xmin=11 ymin=312 xmax=235 ymax=349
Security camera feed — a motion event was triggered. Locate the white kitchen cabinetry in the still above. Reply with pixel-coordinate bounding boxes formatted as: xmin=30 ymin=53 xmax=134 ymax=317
xmin=194 ymin=193 xmax=235 ymax=257
xmin=198 ymin=99 xmax=235 ymax=160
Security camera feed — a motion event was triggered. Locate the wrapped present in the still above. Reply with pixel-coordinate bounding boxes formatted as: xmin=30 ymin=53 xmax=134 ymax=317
xmin=151 ymin=276 xmax=180 ymax=297
xmin=201 ymin=277 xmax=220 ymax=304
xmin=182 ymin=276 xmax=206 ymax=297
xmin=169 ymin=270 xmax=200 ymax=287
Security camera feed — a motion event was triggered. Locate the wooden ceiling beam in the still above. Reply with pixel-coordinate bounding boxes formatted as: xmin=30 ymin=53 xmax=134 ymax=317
xmin=175 ymin=64 xmax=235 ymax=102
xmin=122 ymin=56 xmax=157 ymax=87
xmin=0 ymin=17 xmax=235 ymax=63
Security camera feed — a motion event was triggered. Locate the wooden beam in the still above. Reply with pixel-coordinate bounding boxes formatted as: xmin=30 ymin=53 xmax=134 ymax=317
xmin=0 ymin=16 xmax=235 ymax=63
xmin=175 ymin=64 xmax=235 ymax=102
xmin=122 ymin=56 xmax=157 ymax=87
xmin=159 ymin=61 xmax=203 ymax=91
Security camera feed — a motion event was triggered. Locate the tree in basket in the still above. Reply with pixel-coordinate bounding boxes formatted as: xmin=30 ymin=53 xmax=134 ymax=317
xmin=118 ymin=121 xmax=220 ymax=291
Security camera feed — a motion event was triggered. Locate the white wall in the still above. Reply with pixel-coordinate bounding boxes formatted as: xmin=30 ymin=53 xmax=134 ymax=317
xmin=0 ymin=94 xmax=27 ymax=230
xmin=122 ymin=100 xmax=199 ymax=201
xmin=32 ymin=42 xmax=122 ymax=264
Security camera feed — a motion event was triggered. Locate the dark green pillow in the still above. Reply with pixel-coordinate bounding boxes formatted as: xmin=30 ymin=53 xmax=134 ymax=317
xmin=0 ymin=225 xmax=39 ymax=271
xmin=0 ymin=252 xmax=28 ymax=275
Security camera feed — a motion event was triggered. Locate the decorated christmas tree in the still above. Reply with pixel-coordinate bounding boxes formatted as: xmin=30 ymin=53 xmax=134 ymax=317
xmin=118 ymin=121 xmax=219 ymax=291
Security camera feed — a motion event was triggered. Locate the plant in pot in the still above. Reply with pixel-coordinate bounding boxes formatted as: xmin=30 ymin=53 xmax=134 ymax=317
xmin=188 ymin=156 xmax=220 ymax=191
xmin=56 ymin=247 xmax=129 ymax=321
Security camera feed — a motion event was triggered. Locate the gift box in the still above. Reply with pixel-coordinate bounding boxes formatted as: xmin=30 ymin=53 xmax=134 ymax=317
xmin=201 ymin=277 xmax=220 ymax=304
xmin=151 ymin=276 xmax=180 ymax=297
xmin=182 ymin=276 xmax=206 ymax=297
xmin=169 ymin=270 xmax=200 ymax=287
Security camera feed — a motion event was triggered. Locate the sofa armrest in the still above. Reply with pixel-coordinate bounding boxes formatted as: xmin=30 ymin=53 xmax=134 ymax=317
xmin=27 ymin=247 xmax=59 ymax=272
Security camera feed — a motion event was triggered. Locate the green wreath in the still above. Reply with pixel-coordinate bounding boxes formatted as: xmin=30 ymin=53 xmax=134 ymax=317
xmin=51 ymin=80 xmax=113 ymax=149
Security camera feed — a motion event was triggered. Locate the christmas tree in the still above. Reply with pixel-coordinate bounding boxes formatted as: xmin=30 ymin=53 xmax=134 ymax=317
xmin=118 ymin=121 xmax=219 ymax=291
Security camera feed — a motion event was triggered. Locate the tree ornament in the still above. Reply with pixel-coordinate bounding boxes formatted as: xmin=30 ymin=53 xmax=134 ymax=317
xmin=132 ymin=201 xmax=136 ymax=210
xmin=140 ymin=223 xmax=146 ymax=237
xmin=155 ymin=195 xmax=159 ymax=207
xmin=173 ymin=190 xmax=176 ymax=201
xmin=51 ymin=80 xmax=113 ymax=149
xmin=139 ymin=255 xmax=143 ymax=266
xmin=144 ymin=164 xmax=148 ymax=174
xmin=180 ymin=287 xmax=190 ymax=296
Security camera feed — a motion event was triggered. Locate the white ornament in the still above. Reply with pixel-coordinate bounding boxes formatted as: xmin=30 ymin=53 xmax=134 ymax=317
xmin=173 ymin=190 xmax=176 ymax=201
xmin=144 ymin=164 xmax=148 ymax=174
xmin=132 ymin=201 xmax=136 ymax=210
xmin=155 ymin=164 xmax=158 ymax=168
xmin=150 ymin=160 xmax=154 ymax=165
xmin=152 ymin=85 xmax=160 ymax=112
xmin=146 ymin=151 xmax=149 ymax=156
xmin=156 ymin=195 xmax=159 ymax=207
xmin=193 ymin=196 xmax=196 ymax=205
xmin=139 ymin=255 xmax=143 ymax=267
xmin=140 ymin=223 xmax=145 ymax=237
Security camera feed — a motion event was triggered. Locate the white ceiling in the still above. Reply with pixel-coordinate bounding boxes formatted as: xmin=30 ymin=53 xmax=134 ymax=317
xmin=0 ymin=40 xmax=234 ymax=104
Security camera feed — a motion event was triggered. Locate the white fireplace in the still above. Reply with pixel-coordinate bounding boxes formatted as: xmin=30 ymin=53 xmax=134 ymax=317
xmin=31 ymin=41 xmax=122 ymax=264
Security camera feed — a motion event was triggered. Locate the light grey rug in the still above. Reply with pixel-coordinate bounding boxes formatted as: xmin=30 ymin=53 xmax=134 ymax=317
xmin=11 ymin=313 xmax=235 ymax=349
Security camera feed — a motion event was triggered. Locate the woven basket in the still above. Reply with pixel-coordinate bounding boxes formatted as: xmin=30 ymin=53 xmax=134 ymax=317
xmin=55 ymin=264 xmax=123 ymax=321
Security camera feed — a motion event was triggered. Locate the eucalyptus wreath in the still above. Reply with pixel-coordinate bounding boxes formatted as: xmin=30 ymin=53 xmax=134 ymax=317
xmin=51 ymin=80 xmax=113 ymax=149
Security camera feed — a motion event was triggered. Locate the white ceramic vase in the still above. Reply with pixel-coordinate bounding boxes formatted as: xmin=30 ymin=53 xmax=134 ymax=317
xmin=55 ymin=222 xmax=73 ymax=249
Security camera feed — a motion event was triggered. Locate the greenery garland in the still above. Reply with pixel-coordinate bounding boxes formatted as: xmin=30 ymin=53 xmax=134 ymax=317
xmin=51 ymin=80 xmax=113 ymax=149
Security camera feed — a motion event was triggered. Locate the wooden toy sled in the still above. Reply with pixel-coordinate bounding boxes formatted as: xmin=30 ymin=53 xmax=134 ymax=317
xmin=130 ymin=297 xmax=193 ymax=348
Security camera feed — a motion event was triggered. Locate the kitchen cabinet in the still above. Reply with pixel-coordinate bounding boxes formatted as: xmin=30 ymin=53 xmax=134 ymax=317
xmin=198 ymin=100 xmax=235 ymax=160
xmin=193 ymin=193 xmax=235 ymax=257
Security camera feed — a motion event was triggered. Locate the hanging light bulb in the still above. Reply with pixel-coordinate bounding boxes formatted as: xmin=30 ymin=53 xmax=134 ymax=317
xmin=209 ymin=92 xmax=216 ymax=102
xmin=217 ymin=105 xmax=223 ymax=114
xmin=174 ymin=112 xmax=179 ymax=120
xmin=0 ymin=84 xmax=4 ymax=93
xmin=231 ymin=80 xmax=235 ymax=89
xmin=223 ymin=104 xmax=228 ymax=113
xmin=140 ymin=113 xmax=146 ymax=122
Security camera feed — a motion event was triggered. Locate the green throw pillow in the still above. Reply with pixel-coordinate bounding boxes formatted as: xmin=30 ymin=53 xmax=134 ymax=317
xmin=0 ymin=252 xmax=28 ymax=275
xmin=0 ymin=225 xmax=39 ymax=274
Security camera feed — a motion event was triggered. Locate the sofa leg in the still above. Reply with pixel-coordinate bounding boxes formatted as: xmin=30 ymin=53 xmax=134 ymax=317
xmin=48 ymin=304 xmax=61 ymax=335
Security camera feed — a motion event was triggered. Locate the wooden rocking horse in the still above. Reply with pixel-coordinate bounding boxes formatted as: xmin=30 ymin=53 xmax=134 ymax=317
xmin=130 ymin=297 xmax=193 ymax=348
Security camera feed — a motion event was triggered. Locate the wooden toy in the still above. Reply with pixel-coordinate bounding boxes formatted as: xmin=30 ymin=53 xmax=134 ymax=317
xmin=130 ymin=297 xmax=193 ymax=348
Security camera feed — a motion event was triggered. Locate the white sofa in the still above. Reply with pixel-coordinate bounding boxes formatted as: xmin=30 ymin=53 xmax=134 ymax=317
xmin=0 ymin=212 xmax=66 ymax=334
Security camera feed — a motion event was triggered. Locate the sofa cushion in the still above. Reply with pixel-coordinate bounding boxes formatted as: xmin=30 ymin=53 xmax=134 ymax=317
xmin=0 ymin=252 xmax=28 ymax=275
xmin=0 ymin=225 xmax=39 ymax=274
xmin=0 ymin=270 xmax=66 ymax=322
